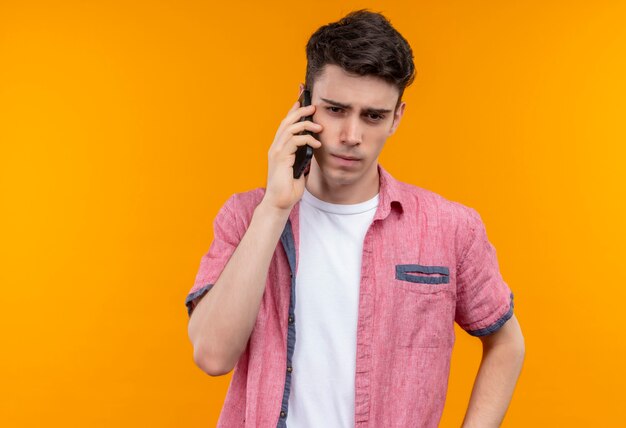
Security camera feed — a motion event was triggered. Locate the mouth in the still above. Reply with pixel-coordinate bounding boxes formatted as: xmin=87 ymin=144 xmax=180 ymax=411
xmin=332 ymin=154 xmax=361 ymax=161
xmin=330 ymin=153 xmax=362 ymax=167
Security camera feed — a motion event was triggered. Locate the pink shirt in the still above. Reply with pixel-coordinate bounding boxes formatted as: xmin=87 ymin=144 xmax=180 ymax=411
xmin=186 ymin=165 xmax=513 ymax=428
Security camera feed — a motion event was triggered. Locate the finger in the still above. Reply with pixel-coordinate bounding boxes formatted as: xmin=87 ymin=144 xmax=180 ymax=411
xmin=286 ymin=134 xmax=322 ymax=152
xmin=283 ymin=104 xmax=316 ymax=127
xmin=269 ymin=131 xmax=320 ymax=158
xmin=285 ymin=120 xmax=323 ymax=135
xmin=274 ymin=123 xmax=322 ymax=153
xmin=275 ymin=104 xmax=317 ymax=140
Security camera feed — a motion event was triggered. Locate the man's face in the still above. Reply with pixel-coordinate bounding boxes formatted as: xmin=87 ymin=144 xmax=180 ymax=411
xmin=309 ymin=64 xmax=405 ymax=189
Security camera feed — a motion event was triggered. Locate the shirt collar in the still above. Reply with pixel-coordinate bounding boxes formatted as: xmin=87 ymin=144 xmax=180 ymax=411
xmin=286 ymin=164 xmax=407 ymax=273
xmin=375 ymin=164 xmax=405 ymax=221
xmin=289 ymin=164 xmax=407 ymax=227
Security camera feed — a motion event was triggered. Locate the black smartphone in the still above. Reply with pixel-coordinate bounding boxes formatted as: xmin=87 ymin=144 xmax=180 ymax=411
xmin=293 ymin=89 xmax=315 ymax=179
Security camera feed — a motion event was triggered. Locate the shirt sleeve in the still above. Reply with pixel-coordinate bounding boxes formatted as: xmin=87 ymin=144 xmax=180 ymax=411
xmin=185 ymin=195 xmax=241 ymax=317
xmin=455 ymin=208 xmax=514 ymax=336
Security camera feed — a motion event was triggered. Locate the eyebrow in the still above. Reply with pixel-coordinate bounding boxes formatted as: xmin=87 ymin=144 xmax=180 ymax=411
xmin=319 ymin=97 xmax=394 ymax=115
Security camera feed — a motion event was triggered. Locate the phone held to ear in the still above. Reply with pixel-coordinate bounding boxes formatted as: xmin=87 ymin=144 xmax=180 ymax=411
xmin=293 ymin=89 xmax=314 ymax=179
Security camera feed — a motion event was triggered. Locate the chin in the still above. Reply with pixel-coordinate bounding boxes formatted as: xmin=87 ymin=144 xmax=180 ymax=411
xmin=319 ymin=162 xmax=367 ymax=186
xmin=327 ymin=171 xmax=359 ymax=187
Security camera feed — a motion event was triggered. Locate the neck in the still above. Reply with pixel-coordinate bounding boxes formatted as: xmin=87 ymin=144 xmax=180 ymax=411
xmin=305 ymin=161 xmax=380 ymax=204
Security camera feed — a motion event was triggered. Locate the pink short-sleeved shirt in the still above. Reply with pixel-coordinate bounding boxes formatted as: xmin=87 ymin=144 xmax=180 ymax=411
xmin=186 ymin=165 xmax=514 ymax=428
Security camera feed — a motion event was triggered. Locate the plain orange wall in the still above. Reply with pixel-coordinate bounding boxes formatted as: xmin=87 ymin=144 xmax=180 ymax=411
xmin=1 ymin=1 xmax=625 ymax=426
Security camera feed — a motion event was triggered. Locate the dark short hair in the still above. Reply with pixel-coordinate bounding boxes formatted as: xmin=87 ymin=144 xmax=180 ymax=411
xmin=305 ymin=10 xmax=416 ymax=106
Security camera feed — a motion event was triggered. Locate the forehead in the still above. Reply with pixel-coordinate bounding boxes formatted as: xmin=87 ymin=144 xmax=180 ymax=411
xmin=312 ymin=64 xmax=399 ymax=109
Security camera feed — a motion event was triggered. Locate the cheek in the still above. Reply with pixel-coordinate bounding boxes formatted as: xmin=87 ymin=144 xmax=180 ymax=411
xmin=315 ymin=122 xmax=338 ymax=147
xmin=367 ymin=129 xmax=390 ymax=149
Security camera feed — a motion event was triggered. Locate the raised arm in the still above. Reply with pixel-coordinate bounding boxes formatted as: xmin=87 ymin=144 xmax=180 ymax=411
xmin=187 ymin=100 xmax=323 ymax=376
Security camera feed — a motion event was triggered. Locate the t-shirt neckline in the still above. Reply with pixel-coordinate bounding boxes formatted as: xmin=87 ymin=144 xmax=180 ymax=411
xmin=302 ymin=188 xmax=379 ymax=215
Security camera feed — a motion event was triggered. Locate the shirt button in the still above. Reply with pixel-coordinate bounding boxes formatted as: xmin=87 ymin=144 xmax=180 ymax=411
xmin=280 ymin=411 xmax=287 ymax=418
xmin=288 ymin=316 xmax=294 ymax=324
xmin=287 ymin=366 xmax=293 ymax=373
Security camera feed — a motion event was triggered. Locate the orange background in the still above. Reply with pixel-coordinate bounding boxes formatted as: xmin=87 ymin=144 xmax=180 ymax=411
xmin=1 ymin=1 xmax=625 ymax=426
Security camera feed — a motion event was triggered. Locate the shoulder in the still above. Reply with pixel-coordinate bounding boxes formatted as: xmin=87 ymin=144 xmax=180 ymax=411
xmin=393 ymin=178 xmax=480 ymax=226
xmin=215 ymin=187 xmax=267 ymax=232
xmin=225 ymin=187 xmax=266 ymax=212
xmin=393 ymin=179 xmax=485 ymax=264
xmin=222 ymin=187 xmax=267 ymax=216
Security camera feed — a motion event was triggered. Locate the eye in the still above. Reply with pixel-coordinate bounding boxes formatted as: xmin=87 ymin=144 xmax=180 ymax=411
xmin=366 ymin=113 xmax=385 ymax=122
xmin=326 ymin=106 xmax=344 ymax=114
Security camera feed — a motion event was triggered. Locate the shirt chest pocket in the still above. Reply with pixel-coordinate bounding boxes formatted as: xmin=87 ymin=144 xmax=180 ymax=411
xmin=391 ymin=264 xmax=456 ymax=348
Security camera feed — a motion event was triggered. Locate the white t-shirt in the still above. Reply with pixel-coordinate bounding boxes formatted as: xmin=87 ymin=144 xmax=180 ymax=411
xmin=286 ymin=188 xmax=379 ymax=427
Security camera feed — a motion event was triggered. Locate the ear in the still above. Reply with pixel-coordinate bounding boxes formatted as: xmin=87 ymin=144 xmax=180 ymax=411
xmin=389 ymin=101 xmax=406 ymax=136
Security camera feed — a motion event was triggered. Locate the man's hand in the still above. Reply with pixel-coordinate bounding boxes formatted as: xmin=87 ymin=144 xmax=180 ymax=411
xmin=263 ymin=101 xmax=323 ymax=212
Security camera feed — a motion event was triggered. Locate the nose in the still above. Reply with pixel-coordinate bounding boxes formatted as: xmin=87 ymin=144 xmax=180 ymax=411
xmin=340 ymin=115 xmax=362 ymax=146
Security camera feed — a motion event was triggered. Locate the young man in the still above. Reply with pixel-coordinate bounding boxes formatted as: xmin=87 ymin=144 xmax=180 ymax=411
xmin=187 ymin=10 xmax=525 ymax=428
